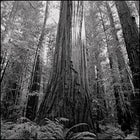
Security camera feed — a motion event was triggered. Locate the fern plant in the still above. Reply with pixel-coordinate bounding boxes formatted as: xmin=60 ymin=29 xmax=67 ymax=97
xmin=37 ymin=117 xmax=64 ymax=139
xmin=63 ymin=122 xmax=96 ymax=139
xmin=1 ymin=117 xmax=96 ymax=140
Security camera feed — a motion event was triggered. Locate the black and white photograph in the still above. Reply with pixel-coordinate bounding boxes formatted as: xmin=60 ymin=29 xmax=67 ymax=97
xmin=1 ymin=1 xmax=139 ymax=139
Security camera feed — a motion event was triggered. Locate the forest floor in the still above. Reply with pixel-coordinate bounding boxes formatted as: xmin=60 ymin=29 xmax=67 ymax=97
xmin=1 ymin=117 xmax=139 ymax=139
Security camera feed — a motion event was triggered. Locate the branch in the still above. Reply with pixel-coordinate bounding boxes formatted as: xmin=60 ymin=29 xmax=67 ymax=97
xmin=0 ymin=59 xmax=10 ymax=83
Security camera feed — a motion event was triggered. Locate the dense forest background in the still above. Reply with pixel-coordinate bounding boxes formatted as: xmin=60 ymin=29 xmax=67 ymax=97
xmin=1 ymin=1 xmax=139 ymax=139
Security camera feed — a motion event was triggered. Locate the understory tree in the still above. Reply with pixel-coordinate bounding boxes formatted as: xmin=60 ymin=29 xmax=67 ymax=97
xmin=86 ymin=1 xmax=107 ymax=127
xmin=25 ymin=1 xmax=49 ymax=121
xmin=1 ymin=1 xmax=44 ymax=120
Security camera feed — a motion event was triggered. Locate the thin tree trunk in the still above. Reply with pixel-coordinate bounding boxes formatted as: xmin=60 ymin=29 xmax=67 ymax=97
xmin=88 ymin=2 xmax=109 ymax=124
xmin=1 ymin=1 xmax=18 ymax=84
xmin=25 ymin=1 xmax=49 ymax=121
xmin=0 ymin=59 xmax=10 ymax=83
xmin=25 ymin=55 xmax=42 ymax=120
xmin=95 ymin=44 xmax=107 ymax=123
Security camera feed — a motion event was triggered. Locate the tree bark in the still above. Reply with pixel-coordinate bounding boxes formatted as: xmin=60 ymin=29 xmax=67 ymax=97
xmin=25 ymin=1 xmax=49 ymax=121
xmin=115 ymin=1 xmax=140 ymax=119
xmin=97 ymin=3 xmax=132 ymax=130
xmin=25 ymin=55 xmax=42 ymax=120
xmin=105 ymin=1 xmax=134 ymax=88
xmin=105 ymin=1 xmax=134 ymax=127
xmin=88 ymin=2 xmax=109 ymax=121
xmin=1 ymin=1 xmax=18 ymax=84
xmin=36 ymin=1 xmax=95 ymax=130
xmin=95 ymin=44 xmax=107 ymax=122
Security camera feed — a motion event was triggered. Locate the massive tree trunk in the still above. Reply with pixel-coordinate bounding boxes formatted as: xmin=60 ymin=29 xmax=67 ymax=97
xmin=115 ymin=1 xmax=140 ymax=119
xmin=25 ymin=1 xmax=49 ymax=121
xmin=36 ymin=1 xmax=95 ymax=130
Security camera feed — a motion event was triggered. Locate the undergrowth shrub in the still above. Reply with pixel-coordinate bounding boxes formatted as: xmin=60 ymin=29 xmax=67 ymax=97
xmin=2 ymin=117 xmax=139 ymax=139
xmin=1 ymin=117 xmax=96 ymax=139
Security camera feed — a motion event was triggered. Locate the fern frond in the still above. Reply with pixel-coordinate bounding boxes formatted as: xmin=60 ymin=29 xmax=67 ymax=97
xmin=58 ymin=117 xmax=69 ymax=122
xmin=78 ymin=136 xmax=95 ymax=139
xmin=37 ymin=131 xmax=53 ymax=139
xmin=54 ymin=127 xmax=64 ymax=139
xmin=71 ymin=131 xmax=96 ymax=139
xmin=65 ymin=123 xmax=90 ymax=138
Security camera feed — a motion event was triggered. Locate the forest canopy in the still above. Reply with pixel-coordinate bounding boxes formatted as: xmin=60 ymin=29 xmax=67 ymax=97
xmin=1 ymin=1 xmax=139 ymax=139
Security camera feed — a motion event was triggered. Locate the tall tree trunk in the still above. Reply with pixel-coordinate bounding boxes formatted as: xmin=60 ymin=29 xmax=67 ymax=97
xmin=115 ymin=1 xmax=140 ymax=120
xmin=97 ymin=3 xmax=132 ymax=130
xmin=88 ymin=49 xmax=97 ymax=97
xmin=95 ymin=44 xmax=107 ymax=123
xmin=36 ymin=1 xmax=95 ymax=130
xmin=1 ymin=1 xmax=18 ymax=84
xmin=25 ymin=1 xmax=49 ymax=121
xmin=105 ymin=1 xmax=134 ymax=127
xmin=88 ymin=2 xmax=108 ymax=125
xmin=105 ymin=1 xmax=134 ymax=91
xmin=0 ymin=59 xmax=10 ymax=83
xmin=25 ymin=55 xmax=42 ymax=120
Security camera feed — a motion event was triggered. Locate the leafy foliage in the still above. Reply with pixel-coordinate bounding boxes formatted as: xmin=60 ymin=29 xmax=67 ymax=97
xmin=1 ymin=117 xmax=96 ymax=140
xmin=2 ymin=117 xmax=139 ymax=139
